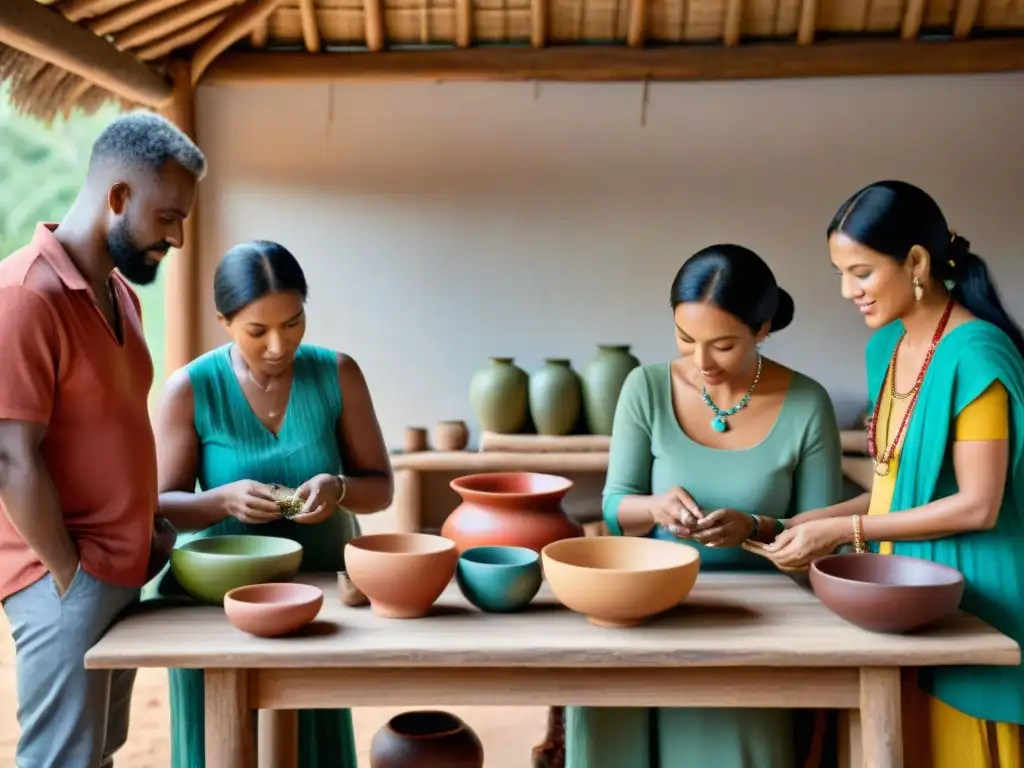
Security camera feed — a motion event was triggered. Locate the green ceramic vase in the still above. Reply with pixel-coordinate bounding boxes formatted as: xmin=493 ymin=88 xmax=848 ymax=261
xmin=580 ymin=344 xmax=641 ymax=435
xmin=528 ymin=359 xmax=582 ymax=436
xmin=469 ymin=357 xmax=529 ymax=434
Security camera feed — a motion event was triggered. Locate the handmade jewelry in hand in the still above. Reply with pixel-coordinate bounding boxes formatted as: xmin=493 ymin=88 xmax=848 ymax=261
xmin=701 ymin=354 xmax=762 ymax=433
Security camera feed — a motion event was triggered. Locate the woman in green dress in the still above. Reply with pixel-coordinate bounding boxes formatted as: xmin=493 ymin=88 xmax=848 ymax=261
xmin=564 ymin=244 xmax=844 ymax=768
xmin=153 ymin=240 xmax=393 ymax=768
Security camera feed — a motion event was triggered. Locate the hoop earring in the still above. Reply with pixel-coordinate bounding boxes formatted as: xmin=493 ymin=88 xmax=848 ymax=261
xmin=913 ymin=277 xmax=924 ymax=302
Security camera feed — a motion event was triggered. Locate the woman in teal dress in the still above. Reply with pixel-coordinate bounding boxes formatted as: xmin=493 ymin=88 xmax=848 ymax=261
xmin=152 ymin=240 xmax=393 ymax=768
xmin=564 ymin=245 xmax=844 ymax=768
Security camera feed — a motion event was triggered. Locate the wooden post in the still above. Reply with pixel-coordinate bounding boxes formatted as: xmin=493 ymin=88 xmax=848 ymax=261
xmin=205 ymin=669 xmax=256 ymax=768
xmin=161 ymin=58 xmax=201 ymax=375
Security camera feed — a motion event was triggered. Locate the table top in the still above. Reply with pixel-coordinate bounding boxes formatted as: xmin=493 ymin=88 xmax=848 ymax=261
xmin=85 ymin=571 xmax=1020 ymax=670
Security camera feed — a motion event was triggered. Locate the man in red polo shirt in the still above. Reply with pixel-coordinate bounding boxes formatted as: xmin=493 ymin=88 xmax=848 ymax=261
xmin=0 ymin=111 xmax=205 ymax=768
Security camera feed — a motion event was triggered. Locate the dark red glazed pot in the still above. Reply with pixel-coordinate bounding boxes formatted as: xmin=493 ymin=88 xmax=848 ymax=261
xmin=369 ymin=710 xmax=484 ymax=768
xmin=442 ymin=472 xmax=584 ymax=554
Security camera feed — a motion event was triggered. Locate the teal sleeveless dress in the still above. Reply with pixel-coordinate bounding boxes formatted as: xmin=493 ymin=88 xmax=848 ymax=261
xmin=157 ymin=343 xmax=361 ymax=768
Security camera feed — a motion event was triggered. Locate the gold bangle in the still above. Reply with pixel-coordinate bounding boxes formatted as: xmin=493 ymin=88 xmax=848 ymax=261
xmin=852 ymin=514 xmax=865 ymax=554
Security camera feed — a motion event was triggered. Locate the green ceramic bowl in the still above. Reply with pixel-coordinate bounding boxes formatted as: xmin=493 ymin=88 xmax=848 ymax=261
xmin=456 ymin=546 xmax=542 ymax=613
xmin=169 ymin=535 xmax=304 ymax=605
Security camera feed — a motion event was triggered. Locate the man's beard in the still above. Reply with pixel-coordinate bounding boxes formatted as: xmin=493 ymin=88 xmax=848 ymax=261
xmin=107 ymin=217 xmax=168 ymax=286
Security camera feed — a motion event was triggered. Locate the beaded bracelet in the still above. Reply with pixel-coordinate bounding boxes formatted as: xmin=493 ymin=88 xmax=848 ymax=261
xmin=852 ymin=514 xmax=866 ymax=554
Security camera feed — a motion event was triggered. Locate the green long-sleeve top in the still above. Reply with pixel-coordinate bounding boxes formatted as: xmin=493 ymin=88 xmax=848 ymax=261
xmin=602 ymin=363 xmax=844 ymax=569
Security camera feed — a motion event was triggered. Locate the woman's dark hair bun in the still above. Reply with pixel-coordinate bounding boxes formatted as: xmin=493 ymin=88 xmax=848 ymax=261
xmin=670 ymin=244 xmax=792 ymax=336
xmin=771 ymin=288 xmax=795 ymax=332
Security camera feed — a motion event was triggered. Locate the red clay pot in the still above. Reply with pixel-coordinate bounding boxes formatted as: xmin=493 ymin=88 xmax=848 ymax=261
xmin=370 ymin=710 xmax=484 ymax=768
xmin=442 ymin=472 xmax=584 ymax=554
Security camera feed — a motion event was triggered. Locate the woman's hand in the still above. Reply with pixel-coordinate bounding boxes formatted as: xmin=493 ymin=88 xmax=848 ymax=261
xmin=292 ymin=474 xmax=344 ymax=524
xmin=689 ymin=509 xmax=755 ymax=548
xmin=648 ymin=487 xmax=702 ymax=538
xmin=217 ymin=480 xmax=282 ymax=524
xmin=764 ymin=517 xmax=849 ymax=567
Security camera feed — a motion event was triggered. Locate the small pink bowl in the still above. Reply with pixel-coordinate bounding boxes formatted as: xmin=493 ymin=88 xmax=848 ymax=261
xmin=223 ymin=582 xmax=324 ymax=637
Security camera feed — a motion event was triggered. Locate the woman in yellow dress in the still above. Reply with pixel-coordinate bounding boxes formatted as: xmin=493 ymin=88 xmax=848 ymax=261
xmin=767 ymin=180 xmax=1024 ymax=767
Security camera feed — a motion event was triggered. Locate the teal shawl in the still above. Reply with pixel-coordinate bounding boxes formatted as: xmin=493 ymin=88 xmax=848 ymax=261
xmin=866 ymin=319 xmax=1024 ymax=724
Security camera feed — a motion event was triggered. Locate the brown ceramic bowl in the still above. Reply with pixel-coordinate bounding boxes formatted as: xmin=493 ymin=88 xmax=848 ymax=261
xmin=810 ymin=553 xmax=965 ymax=634
xmin=344 ymin=533 xmax=458 ymax=619
xmin=541 ymin=537 xmax=700 ymax=627
xmin=223 ymin=582 xmax=324 ymax=637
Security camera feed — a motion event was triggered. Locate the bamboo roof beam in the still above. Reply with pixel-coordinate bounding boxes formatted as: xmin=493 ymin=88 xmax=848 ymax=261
xmin=250 ymin=19 xmax=268 ymax=46
xmin=455 ymin=0 xmax=472 ymax=48
xmin=113 ymin=0 xmax=240 ymax=49
xmin=190 ymin=0 xmax=285 ymax=84
xmin=627 ymin=0 xmax=646 ymax=47
xmin=298 ymin=0 xmax=321 ymax=52
xmin=136 ymin=12 xmax=228 ymax=60
xmin=900 ymin=0 xmax=927 ymax=39
xmin=0 ymin=0 xmax=171 ymax=106
xmin=531 ymin=0 xmax=546 ymax=47
xmin=796 ymin=0 xmax=818 ymax=44
xmin=61 ymin=0 xmax=125 ymax=23
xmin=202 ymin=39 xmax=1024 ymax=84
xmin=89 ymin=0 xmax=191 ymax=36
xmin=722 ymin=0 xmax=743 ymax=45
xmin=364 ymin=0 xmax=385 ymax=51
xmin=953 ymin=0 xmax=981 ymax=38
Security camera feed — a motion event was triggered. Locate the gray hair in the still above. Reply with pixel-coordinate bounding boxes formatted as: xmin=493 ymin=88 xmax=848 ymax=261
xmin=89 ymin=110 xmax=207 ymax=180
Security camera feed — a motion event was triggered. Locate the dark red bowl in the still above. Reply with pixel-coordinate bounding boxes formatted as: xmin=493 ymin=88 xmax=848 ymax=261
xmin=810 ymin=553 xmax=965 ymax=634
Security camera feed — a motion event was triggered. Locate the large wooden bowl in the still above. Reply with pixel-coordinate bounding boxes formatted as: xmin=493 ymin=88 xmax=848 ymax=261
xmin=541 ymin=537 xmax=700 ymax=627
xmin=810 ymin=553 xmax=965 ymax=633
xmin=344 ymin=533 xmax=458 ymax=619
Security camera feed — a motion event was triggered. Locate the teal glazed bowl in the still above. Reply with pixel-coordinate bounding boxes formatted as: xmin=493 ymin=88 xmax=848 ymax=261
xmin=456 ymin=545 xmax=542 ymax=613
xmin=170 ymin=535 xmax=304 ymax=605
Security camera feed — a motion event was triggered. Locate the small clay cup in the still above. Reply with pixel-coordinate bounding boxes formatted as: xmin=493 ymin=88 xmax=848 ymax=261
xmin=370 ymin=710 xmax=483 ymax=767
xmin=456 ymin=546 xmax=542 ymax=613
xmin=810 ymin=553 xmax=965 ymax=633
xmin=434 ymin=420 xmax=469 ymax=451
xmin=403 ymin=427 xmax=429 ymax=453
xmin=344 ymin=533 xmax=457 ymax=618
xmin=223 ymin=582 xmax=324 ymax=637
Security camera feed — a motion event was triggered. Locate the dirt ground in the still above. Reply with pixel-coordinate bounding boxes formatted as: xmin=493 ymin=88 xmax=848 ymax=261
xmin=0 ymin=610 xmax=547 ymax=767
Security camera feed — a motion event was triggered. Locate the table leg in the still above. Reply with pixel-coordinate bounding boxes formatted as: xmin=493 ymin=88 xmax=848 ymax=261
xmin=837 ymin=709 xmax=863 ymax=768
xmin=259 ymin=709 xmax=298 ymax=768
xmin=205 ymin=669 xmax=255 ymax=768
xmin=859 ymin=667 xmax=902 ymax=768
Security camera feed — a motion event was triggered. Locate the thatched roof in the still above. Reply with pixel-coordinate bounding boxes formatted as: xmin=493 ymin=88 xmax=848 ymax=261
xmin=1 ymin=0 xmax=1023 ymax=121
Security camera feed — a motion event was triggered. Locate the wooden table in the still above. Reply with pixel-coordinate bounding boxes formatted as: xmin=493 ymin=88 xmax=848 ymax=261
xmin=85 ymin=572 xmax=1018 ymax=768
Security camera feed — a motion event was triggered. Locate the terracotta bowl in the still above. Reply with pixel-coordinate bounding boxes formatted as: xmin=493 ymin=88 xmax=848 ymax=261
xmin=810 ymin=553 xmax=965 ymax=633
xmin=223 ymin=582 xmax=324 ymax=637
xmin=344 ymin=533 xmax=458 ymax=619
xmin=541 ymin=537 xmax=701 ymax=627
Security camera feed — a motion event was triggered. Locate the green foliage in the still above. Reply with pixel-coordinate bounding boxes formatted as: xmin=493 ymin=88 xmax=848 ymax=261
xmin=0 ymin=87 xmax=167 ymax=399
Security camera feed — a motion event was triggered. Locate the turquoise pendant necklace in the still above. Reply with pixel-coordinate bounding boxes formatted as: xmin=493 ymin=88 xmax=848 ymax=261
xmin=701 ymin=354 xmax=763 ymax=433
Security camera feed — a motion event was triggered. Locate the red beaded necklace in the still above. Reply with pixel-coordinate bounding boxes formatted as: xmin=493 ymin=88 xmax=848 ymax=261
xmin=866 ymin=297 xmax=955 ymax=477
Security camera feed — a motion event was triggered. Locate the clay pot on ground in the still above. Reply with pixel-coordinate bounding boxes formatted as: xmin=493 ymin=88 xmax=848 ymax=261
xmin=442 ymin=472 xmax=584 ymax=554
xmin=403 ymin=427 xmax=429 ymax=453
xmin=529 ymin=359 xmax=582 ymax=436
xmin=370 ymin=710 xmax=484 ymax=768
xmin=580 ymin=344 xmax=640 ymax=435
xmin=434 ymin=420 xmax=469 ymax=451
xmin=469 ymin=357 xmax=529 ymax=434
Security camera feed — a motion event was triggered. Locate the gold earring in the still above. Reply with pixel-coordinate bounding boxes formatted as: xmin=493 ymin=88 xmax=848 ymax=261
xmin=913 ymin=276 xmax=923 ymax=302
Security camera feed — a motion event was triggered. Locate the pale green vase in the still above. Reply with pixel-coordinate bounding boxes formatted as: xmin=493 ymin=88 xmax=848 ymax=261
xmin=580 ymin=344 xmax=641 ymax=435
xmin=469 ymin=357 xmax=529 ymax=434
xmin=528 ymin=359 xmax=582 ymax=436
